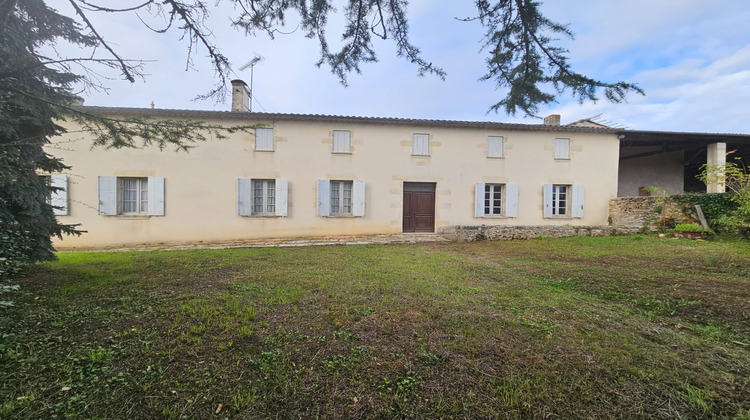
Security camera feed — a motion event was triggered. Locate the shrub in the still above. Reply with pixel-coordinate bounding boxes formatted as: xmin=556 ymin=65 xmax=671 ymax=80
xmin=674 ymin=223 xmax=706 ymax=233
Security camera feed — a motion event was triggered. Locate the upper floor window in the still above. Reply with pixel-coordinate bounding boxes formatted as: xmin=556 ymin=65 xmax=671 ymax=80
xmin=412 ymin=133 xmax=430 ymax=156
xmin=255 ymin=128 xmax=274 ymax=151
xmin=554 ymin=138 xmax=570 ymax=159
xmin=487 ymin=136 xmax=504 ymax=158
xmin=332 ymin=130 xmax=351 ymax=153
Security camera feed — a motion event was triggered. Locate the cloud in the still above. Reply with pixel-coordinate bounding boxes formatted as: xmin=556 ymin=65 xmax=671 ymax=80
xmin=546 ymin=45 xmax=750 ymax=132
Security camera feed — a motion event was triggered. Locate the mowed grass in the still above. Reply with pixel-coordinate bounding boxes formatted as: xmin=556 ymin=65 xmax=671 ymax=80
xmin=1 ymin=236 xmax=749 ymax=419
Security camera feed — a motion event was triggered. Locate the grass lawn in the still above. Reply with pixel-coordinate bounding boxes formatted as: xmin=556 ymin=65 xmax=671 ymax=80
xmin=1 ymin=236 xmax=749 ymax=419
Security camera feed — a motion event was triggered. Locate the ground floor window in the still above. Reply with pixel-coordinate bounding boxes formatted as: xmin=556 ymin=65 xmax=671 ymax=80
xmin=484 ymin=183 xmax=503 ymax=215
xmin=330 ymin=180 xmax=353 ymax=215
xmin=551 ymin=184 xmax=568 ymax=216
xmin=120 ymin=177 xmax=148 ymax=214
xmin=253 ymin=179 xmax=276 ymax=215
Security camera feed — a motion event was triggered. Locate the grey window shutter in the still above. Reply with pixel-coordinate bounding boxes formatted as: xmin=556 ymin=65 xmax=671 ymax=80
xmin=555 ymin=138 xmax=570 ymax=159
xmin=505 ymin=183 xmax=519 ymax=218
xmin=488 ymin=136 xmax=504 ymax=157
xmin=255 ymin=128 xmax=274 ymax=151
xmin=412 ymin=134 xmax=429 ymax=155
xmin=571 ymin=184 xmax=585 ymax=218
xmin=475 ymin=183 xmax=485 ymax=218
xmin=352 ymin=180 xmax=366 ymax=217
xmin=98 ymin=176 xmax=117 ymax=215
xmin=238 ymin=178 xmax=252 ymax=216
xmin=147 ymin=177 xmax=165 ymax=216
xmin=275 ymin=178 xmax=289 ymax=217
xmin=333 ymin=131 xmax=351 ymax=153
xmin=317 ymin=179 xmax=331 ymax=216
xmin=543 ymin=184 xmax=553 ymax=218
xmin=50 ymin=175 xmax=68 ymax=216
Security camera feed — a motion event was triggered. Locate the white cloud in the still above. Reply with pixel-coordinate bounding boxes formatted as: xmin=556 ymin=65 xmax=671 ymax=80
xmin=43 ymin=0 xmax=750 ymax=134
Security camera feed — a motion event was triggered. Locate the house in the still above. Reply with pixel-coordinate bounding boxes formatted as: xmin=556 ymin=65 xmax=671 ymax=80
xmin=47 ymin=80 xmax=750 ymax=248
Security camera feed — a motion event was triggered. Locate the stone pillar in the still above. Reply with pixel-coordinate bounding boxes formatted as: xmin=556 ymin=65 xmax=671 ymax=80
xmin=230 ymin=79 xmax=250 ymax=112
xmin=706 ymin=142 xmax=727 ymax=193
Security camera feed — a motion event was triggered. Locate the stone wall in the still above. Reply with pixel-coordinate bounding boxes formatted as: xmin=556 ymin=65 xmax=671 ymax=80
xmin=608 ymin=197 xmax=694 ymax=228
xmin=441 ymin=225 xmax=640 ymax=242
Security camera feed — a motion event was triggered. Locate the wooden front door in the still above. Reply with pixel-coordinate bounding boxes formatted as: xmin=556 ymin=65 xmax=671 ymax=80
xmin=403 ymin=182 xmax=436 ymax=233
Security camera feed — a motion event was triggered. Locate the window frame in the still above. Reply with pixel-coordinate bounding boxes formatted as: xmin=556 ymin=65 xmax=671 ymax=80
xmin=119 ymin=177 xmax=149 ymax=215
xmin=551 ymin=184 xmax=569 ymax=216
xmin=252 ymin=179 xmax=276 ymax=216
xmin=484 ymin=183 xmax=504 ymax=216
xmin=330 ymin=180 xmax=353 ymax=216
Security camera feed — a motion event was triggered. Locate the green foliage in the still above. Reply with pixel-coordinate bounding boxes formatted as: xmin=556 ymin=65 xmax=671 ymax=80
xmin=0 ymin=1 xmax=258 ymax=272
xmin=673 ymin=223 xmax=707 ymax=233
xmin=695 ymin=160 xmax=750 ymax=237
xmin=474 ymin=1 xmax=643 ymax=115
xmin=672 ymin=193 xmax=737 ymax=223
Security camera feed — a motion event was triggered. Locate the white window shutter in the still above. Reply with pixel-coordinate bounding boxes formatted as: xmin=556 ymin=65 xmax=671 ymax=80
xmin=333 ymin=130 xmax=351 ymax=153
xmin=237 ymin=178 xmax=252 ymax=216
xmin=543 ymin=184 xmax=553 ymax=218
xmin=317 ymin=179 xmax=331 ymax=216
xmin=98 ymin=176 xmax=117 ymax=215
xmin=352 ymin=180 xmax=366 ymax=217
xmin=555 ymin=138 xmax=570 ymax=159
xmin=275 ymin=178 xmax=289 ymax=217
xmin=412 ymin=134 xmax=429 ymax=155
xmin=571 ymin=184 xmax=585 ymax=218
xmin=255 ymin=128 xmax=274 ymax=151
xmin=505 ymin=183 xmax=519 ymax=218
xmin=474 ymin=183 xmax=485 ymax=218
xmin=488 ymin=136 xmax=504 ymax=157
xmin=50 ymin=175 xmax=68 ymax=216
xmin=147 ymin=177 xmax=165 ymax=216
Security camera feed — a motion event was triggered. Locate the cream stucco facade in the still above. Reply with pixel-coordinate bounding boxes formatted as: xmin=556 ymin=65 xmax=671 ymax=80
xmin=49 ymin=108 xmax=621 ymax=248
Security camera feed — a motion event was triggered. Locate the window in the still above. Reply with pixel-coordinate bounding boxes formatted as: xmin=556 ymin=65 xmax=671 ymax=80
xmin=41 ymin=174 xmax=68 ymax=215
xmin=484 ymin=184 xmax=503 ymax=215
xmin=333 ymin=130 xmax=351 ymax=153
xmin=255 ymin=128 xmax=274 ymax=151
xmin=551 ymin=184 xmax=568 ymax=216
xmin=554 ymin=138 xmax=570 ymax=159
xmin=237 ymin=178 xmax=288 ymax=217
xmin=412 ymin=133 xmax=430 ymax=156
xmin=98 ymin=176 xmax=164 ymax=216
xmin=474 ymin=183 xmax=519 ymax=218
xmin=488 ymin=136 xmax=504 ymax=158
xmin=121 ymin=177 xmax=148 ymax=213
xmin=330 ymin=181 xmax=353 ymax=215
xmin=544 ymin=184 xmax=584 ymax=218
xmin=317 ymin=179 xmax=365 ymax=217
xmin=253 ymin=179 xmax=276 ymax=215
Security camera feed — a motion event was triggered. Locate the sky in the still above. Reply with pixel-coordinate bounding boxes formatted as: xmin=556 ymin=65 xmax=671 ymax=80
xmin=47 ymin=0 xmax=750 ymax=133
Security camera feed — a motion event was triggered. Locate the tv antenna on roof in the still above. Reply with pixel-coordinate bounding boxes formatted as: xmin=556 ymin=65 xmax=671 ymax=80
xmin=239 ymin=55 xmax=263 ymax=112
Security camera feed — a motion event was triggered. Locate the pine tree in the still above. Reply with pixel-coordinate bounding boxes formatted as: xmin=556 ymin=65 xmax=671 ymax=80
xmin=0 ymin=0 xmax=642 ymax=278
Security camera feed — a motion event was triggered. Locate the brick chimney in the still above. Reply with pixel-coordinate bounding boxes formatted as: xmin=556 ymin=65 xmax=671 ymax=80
xmin=231 ymin=79 xmax=250 ymax=112
xmin=543 ymin=114 xmax=561 ymax=126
